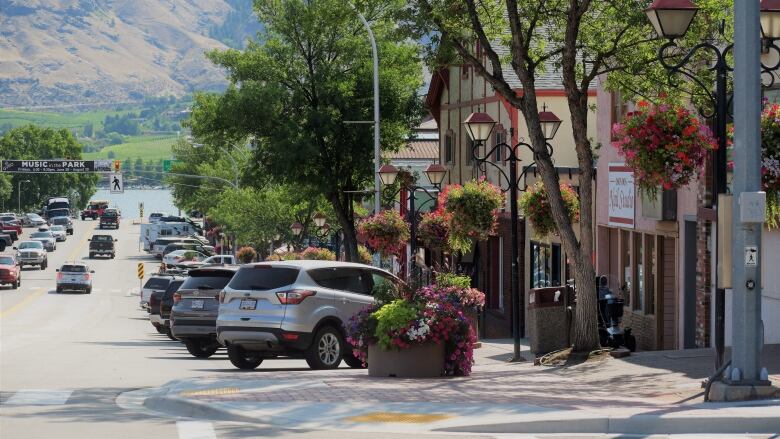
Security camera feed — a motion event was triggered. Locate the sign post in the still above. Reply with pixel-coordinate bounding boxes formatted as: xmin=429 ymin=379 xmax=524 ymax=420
xmin=137 ymin=263 xmax=144 ymax=298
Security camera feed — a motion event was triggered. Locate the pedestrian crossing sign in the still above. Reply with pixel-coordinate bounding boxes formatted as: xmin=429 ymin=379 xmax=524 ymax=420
xmin=110 ymin=173 xmax=123 ymax=194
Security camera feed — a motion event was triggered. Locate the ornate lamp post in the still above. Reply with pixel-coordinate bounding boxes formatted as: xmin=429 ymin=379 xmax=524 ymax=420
xmin=378 ymin=163 xmax=446 ymax=271
xmin=464 ymin=108 xmax=561 ymax=363
xmin=645 ymin=0 xmax=780 ymax=369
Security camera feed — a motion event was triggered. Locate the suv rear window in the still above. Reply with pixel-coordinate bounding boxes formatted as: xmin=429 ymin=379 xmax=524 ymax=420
xmin=61 ymin=265 xmax=87 ymax=272
xmin=92 ymin=235 xmax=113 ymax=242
xmin=143 ymin=277 xmax=171 ymax=290
xmin=228 ymin=266 xmax=299 ymax=291
xmin=180 ymin=270 xmax=234 ymax=290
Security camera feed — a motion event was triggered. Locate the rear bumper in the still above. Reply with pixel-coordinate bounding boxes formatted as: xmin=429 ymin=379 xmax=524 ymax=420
xmin=216 ymin=326 xmax=311 ymax=351
xmin=171 ymin=319 xmax=217 ymax=339
xmin=57 ymin=283 xmax=90 ymax=291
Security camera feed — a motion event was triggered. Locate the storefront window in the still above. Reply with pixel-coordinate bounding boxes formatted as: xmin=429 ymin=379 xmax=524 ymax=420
xmin=634 ymin=232 xmax=644 ymax=311
xmin=621 ymin=230 xmax=631 ymax=303
xmin=531 ymin=241 xmax=551 ymax=288
xmin=645 ymin=235 xmax=656 ymax=315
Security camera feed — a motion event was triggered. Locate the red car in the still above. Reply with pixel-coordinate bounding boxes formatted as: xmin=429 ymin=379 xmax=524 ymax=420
xmin=0 ymin=254 xmax=21 ymax=289
xmin=0 ymin=223 xmax=20 ymax=241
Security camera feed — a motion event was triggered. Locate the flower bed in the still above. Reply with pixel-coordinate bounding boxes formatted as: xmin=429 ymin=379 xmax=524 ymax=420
xmin=442 ymin=178 xmax=503 ymax=253
xmin=357 ymin=210 xmax=410 ymax=257
xmin=345 ymin=283 xmax=484 ymax=376
xmin=612 ymin=100 xmax=716 ymax=198
xmin=519 ymin=182 xmax=580 ymax=237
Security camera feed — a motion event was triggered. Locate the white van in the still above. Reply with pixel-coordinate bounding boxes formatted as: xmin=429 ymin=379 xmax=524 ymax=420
xmin=140 ymin=222 xmax=198 ymax=252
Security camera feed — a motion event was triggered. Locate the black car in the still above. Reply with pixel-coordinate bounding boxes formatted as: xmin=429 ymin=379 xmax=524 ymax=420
xmin=99 ymin=210 xmax=119 ymax=229
xmin=155 ymin=277 xmax=186 ymax=340
xmin=88 ymin=234 xmax=117 ymax=259
xmin=171 ymin=266 xmax=239 ymax=358
xmin=49 ymin=216 xmax=73 ymax=235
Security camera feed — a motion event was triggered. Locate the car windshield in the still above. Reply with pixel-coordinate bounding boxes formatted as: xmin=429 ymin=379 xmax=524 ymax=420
xmin=51 ymin=226 xmax=65 ymax=231
xmin=48 ymin=209 xmax=69 ymax=217
xmin=228 ymin=266 xmax=300 ymax=291
xmin=60 ymin=265 xmax=87 ymax=273
xmin=0 ymin=256 xmax=15 ymax=265
xmin=31 ymin=232 xmax=53 ymax=238
xmin=18 ymin=241 xmax=43 ymax=249
xmin=102 ymin=211 xmax=117 ymax=217
xmin=91 ymin=235 xmax=113 ymax=242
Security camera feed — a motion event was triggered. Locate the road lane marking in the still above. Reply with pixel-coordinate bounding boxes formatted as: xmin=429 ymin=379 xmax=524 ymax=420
xmin=0 ymin=221 xmax=94 ymax=319
xmin=5 ymin=389 xmax=73 ymax=405
xmin=176 ymin=421 xmax=217 ymax=439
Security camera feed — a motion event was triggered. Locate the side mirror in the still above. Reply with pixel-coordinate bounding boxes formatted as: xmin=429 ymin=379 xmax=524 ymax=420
xmin=12 ymin=247 xmax=16 ymax=250
xmin=87 ymin=239 xmax=91 ymax=241
xmin=55 ymin=269 xmax=59 ymax=272
xmin=114 ymin=239 xmax=118 ymax=242
xmin=90 ymin=270 xmax=95 ymax=273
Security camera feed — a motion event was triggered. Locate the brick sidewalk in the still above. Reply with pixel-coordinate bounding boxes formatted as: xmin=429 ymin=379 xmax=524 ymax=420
xmin=183 ymin=342 xmax=780 ymax=412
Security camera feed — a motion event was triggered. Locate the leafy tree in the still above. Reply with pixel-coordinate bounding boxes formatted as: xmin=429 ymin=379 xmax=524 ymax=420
xmin=188 ymin=0 xmax=423 ymax=262
xmin=409 ymin=0 xmax=728 ymax=352
xmin=83 ymin=122 xmax=94 ymax=138
xmin=0 ymin=125 xmax=98 ymax=211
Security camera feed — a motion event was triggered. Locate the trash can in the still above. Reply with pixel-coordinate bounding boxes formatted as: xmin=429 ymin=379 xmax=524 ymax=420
xmin=528 ymin=286 xmax=574 ymax=356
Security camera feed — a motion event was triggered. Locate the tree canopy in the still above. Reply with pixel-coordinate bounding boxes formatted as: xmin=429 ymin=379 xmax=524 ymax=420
xmin=186 ymin=0 xmax=424 ymax=261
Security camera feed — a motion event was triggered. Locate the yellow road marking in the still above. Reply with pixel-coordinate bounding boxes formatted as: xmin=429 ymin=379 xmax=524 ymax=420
xmin=0 ymin=221 xmax=95 ymax=319
xmin=345 ymin=412 xmax=454 ymax=424
xmin=180 ymin=387 xmax=240 ymax=397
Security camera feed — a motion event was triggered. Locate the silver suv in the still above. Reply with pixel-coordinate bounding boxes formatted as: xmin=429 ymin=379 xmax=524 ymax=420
xmin=216 ymin=261 xmax=399 ymax=370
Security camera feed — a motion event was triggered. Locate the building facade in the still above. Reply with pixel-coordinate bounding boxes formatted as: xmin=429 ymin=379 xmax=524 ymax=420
xmin=426 ymin=61 xmax=596 ymax=338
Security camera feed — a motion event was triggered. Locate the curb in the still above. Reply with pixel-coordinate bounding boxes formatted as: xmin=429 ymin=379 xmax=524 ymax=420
xmin=141 ymin=394 xmax=780 ymax=435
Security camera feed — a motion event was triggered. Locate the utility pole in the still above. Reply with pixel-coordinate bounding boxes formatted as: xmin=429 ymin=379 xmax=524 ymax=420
xmin=725 ymin=0 xmax=772 ymax=396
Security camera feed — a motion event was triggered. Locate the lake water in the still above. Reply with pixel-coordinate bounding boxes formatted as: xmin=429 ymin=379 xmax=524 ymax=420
xmin=92 ymin=189 xmax=179 ymax=219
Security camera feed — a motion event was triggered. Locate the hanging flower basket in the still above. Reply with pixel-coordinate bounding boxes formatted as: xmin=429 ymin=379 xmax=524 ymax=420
xmin=612 ymin=100 xmax=717 ymax=198
xmin=519 ymin=182 xmax=580 ymax=238
xmin=357 ymin=210 xmax=410 ymax=258
xmin=442 ymin=178 xmax=504 ymax=254
xmin=417 ymin=210 xmax=451 ymax=251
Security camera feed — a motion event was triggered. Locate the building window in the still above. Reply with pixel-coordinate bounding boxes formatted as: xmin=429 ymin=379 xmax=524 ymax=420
xmin=645 ymin=234 xmax=657 ymax=315
xmin=530 ymin=241 xmax=552 ymax=288
xmin=493 ymin=126 xmax=506 ymax=163
xmin=445 ymin=131 xmax=453 ymax=164
xmin=633 ymin=232 xmax=644 ymax=311
xmin=611 ymin=91 xmax=629 ymax=141
xmin=620 ymin=229 xmax=631 ymax=303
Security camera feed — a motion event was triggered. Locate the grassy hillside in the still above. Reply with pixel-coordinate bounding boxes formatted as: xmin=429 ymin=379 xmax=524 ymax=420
xmin=83 ymin=135 xmax=177 ymax=161
xmin=0 ymin=108 xmax=134 ymax=131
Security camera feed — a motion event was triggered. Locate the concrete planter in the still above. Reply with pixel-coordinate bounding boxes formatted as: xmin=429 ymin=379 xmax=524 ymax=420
xmin=367 ymin=342 xmax=445 ymax=378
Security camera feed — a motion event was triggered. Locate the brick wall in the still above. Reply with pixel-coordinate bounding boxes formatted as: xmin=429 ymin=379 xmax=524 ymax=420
xmin=622 ymin=311 xmax=657 ymax=351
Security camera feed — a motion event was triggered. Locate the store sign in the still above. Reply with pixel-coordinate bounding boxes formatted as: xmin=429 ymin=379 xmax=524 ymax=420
xmin=608 ymin=163 xmax=635 ymax=228
xmin=1 ymin=160 xmax=113 ymax=173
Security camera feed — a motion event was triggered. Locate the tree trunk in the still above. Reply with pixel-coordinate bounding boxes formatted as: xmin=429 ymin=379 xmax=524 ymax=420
xmin=328 ymin=192 xmax=358 ymax=262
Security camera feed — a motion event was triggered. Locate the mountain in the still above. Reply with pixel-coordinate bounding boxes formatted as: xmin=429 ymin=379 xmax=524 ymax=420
xmin=0 ymin=0 xmax=262 ymax=108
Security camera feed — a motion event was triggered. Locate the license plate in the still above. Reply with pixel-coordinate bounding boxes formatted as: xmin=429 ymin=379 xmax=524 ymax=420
xmin=239 ymin=299 xmax=257 ymax=310
xmin=191 ymin=299 xmax=204 ymax=309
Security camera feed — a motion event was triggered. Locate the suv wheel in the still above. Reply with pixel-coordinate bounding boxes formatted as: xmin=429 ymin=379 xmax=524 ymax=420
xmin=227 ymin=345 xmax=263 ymax=370
xmin=305 ymin=326 xmax=344 ymax=370
xmin=185 ymin=339 xmax=219 ymax=358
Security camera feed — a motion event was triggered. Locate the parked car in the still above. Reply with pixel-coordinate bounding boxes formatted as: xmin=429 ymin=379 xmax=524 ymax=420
xmin=149 ymin=276 xmax=185 ymax=339
xmin=0 ymin=223 xmax=19 ymax=242
xmin=56 ymin=263 xmax=94 ymax=293
xmin=202 ymin=255 xmax=236 ymax=265
xmin=151 ymin=237 xmax=206 ymax=259
xmin=30 ymin=231 xmax=56 ymax=251
xmin=140 ymin=275 xmax=173 ymax=310
xmin=99 ymin=209 xmax=119 ymax=229
xmin=0 ymin=254 xmax=21 ymax=289
xmin=216 ymin=261 xmax=400 ymax=370
xmin=171 ymin=265 xmax=239 ymax=357
xmin=148 ymin=212 xmax=167 ymax=223
xmin=49 ymin=216 xmax=73 ymax=235
xmin=163 ymin=250 xmax=208 ymax=267
xmin=88 ymin=234 xmax=117 ymax=259
xmin=162 ymin=242 xmax=215 ymax=258
xmin=14 ymin=241 xmax=47 ymax=269
xmin=0 ymin=234 xmax=12 ymax=251
xmin=0 ymin=215 xmax=20 ymax=225
xmin=81 ymin=200 xmax=108 ymax=220
xmin=49 ymin=225 xmax=67 ymax=242
xmin=22 ymin=213 xmax=46 ymax=227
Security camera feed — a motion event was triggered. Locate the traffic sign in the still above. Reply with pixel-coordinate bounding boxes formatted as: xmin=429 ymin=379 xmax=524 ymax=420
xmin=1 ymin=160 xmax=113 ymax=173
xmin=137 ymin=263 xmax=144 ymax=279
xmin=110 ymin=173 xmax=124 ymax=194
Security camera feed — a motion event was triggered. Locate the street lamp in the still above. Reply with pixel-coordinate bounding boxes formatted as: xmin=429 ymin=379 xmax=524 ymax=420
xmin=313 ymin=212 xmax=327 ymax=229
xmin=644 ymin=0 xmax=699 ymax=39
xmin=18 ymin=180 xmax=30 ymax=213
xmin=290 ymin=222 xmax=303 ymax=237
xmin=378 ymin=163 xmax=446 ymax=277
xmin=464 ymin=108 xmax=560 ymax=363
xmin=761 ymin=0 xmax=780 ymax=40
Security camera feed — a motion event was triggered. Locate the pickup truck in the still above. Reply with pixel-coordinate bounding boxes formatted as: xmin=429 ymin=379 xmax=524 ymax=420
xmin=81 ymin=202 xmax=108 ymax=220
xmin=99 ymin=210 xmax=119 ymax=229
xmin=88 ymin=234 xmax=117 ymax=259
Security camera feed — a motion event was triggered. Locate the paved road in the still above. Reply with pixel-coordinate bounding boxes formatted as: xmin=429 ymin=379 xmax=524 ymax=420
xmin=1 ymin=219 xmax=774 ymax=439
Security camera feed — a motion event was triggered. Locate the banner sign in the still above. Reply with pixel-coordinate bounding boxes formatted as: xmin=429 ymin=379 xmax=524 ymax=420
xmin=608 ymin=163 xmax=635 ymax=228
xmin=1 ymin=160 xmax=113 ymax=173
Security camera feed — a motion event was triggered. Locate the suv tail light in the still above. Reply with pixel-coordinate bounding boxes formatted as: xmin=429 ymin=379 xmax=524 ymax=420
xmin=276 ymin=290 xmax=316 ymax=305
xmin=173 ymin=293 xmax=181 ymax=304
xmin=218 ymin=291 xmax=225 ymax=303
xmin=56 ymin=272 xmax=63 ymax=281
xmin=82 ymin=274 xmax=90 ymax=281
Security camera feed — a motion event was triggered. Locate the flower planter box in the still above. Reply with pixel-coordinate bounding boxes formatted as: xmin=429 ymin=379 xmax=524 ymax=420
xmin=367 ymin=342 xmax=445 ymax=378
